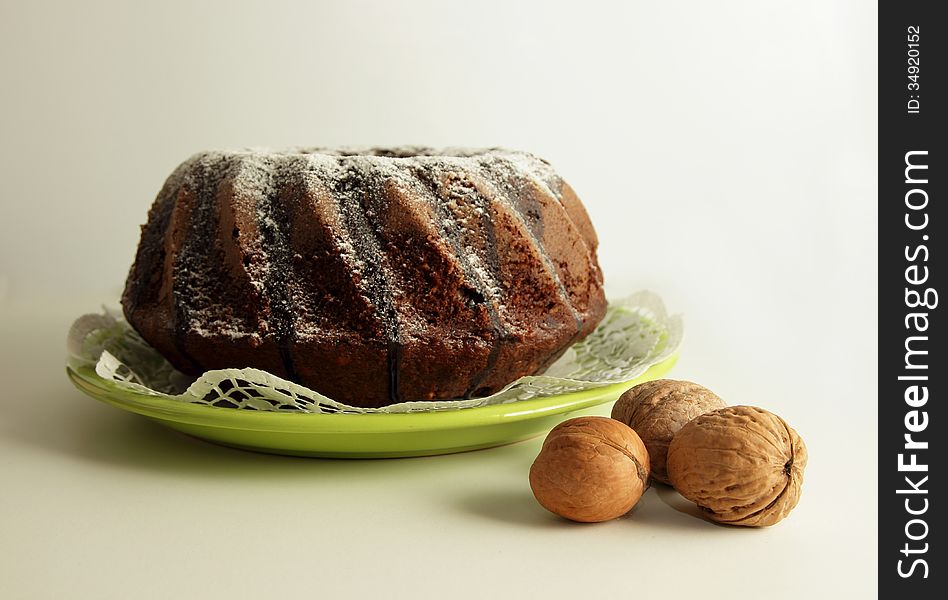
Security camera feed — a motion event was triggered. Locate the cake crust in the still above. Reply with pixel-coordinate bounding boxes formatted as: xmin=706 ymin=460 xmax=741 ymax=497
xmin=123 ymin=147 xmax=606 ymax=408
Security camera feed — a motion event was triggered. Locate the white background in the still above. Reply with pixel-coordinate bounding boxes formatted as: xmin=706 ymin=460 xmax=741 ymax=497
xmin=1 ymin=1 xmax=877 ymax=598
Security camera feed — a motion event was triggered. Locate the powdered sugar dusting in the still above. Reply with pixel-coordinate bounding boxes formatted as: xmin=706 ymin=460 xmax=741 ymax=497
xmin=140 ymin=147 xmax=599 ymax=401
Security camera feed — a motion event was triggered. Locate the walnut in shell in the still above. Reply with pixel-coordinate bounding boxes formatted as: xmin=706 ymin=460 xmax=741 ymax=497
xmin=529 ymin=416 xmax=650 ymax=523
xmin=611 ymin=379 xmax=726 ymax=484
xmin=666 ymin=406 xmax=807 ymax=527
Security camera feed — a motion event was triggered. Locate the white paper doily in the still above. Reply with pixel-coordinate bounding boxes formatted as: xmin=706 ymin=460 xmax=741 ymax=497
xmin=66 ymin=291 xmax=682 ymax=414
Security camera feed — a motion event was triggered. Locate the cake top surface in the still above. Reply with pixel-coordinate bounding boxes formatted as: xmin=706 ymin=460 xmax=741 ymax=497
xmin=204 ymin=146 xmax=529 ymax=158
xmin=165 ymin=147 xmax=555 ymax=185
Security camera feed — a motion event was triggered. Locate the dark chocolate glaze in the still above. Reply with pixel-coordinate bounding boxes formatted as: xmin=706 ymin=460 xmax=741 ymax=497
xmin=333 ymin=161 xmax=403 ymax=405
xmin=171 ymin=156 xmax=228 ymax=374
xmin=263 ymin=160 xmax=301 ymax=383
xmin=412 ymin=165 xmax=508 ymax=398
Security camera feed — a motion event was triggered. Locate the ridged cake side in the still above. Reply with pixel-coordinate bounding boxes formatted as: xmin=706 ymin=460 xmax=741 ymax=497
xmin=122 ymin=148 xmax=606 ymax=408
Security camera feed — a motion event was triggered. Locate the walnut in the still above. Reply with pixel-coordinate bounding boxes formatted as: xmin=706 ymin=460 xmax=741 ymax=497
xmin=529 ymin=416 xmax=650 ymax=523
xmin=666 ymin=406 xmax=808 ymax=527
xmin=611 ymin=379 xmax=726 ymax=484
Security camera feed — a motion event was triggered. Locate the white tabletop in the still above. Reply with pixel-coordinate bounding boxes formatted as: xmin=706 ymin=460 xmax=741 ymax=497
xmin=1 ymin=285 xmax=875 ymax=599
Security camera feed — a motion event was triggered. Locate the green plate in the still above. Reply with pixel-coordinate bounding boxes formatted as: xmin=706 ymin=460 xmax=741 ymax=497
xmin=67 ymin=354 xmax=677 ymax=458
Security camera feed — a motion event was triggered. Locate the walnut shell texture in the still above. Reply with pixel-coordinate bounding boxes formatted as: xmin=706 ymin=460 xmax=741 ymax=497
xmin=667 ymin=406 xmax=807 ymax=527
xmin=529 ymin=416 xmax=650 ymax=523
xmin=611 ymin=379 xmax=726 ymax=484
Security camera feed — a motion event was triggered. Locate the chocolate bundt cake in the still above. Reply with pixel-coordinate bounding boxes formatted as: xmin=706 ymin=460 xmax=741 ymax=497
xmin=122 ymin=148 xmax=606 ymax=408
